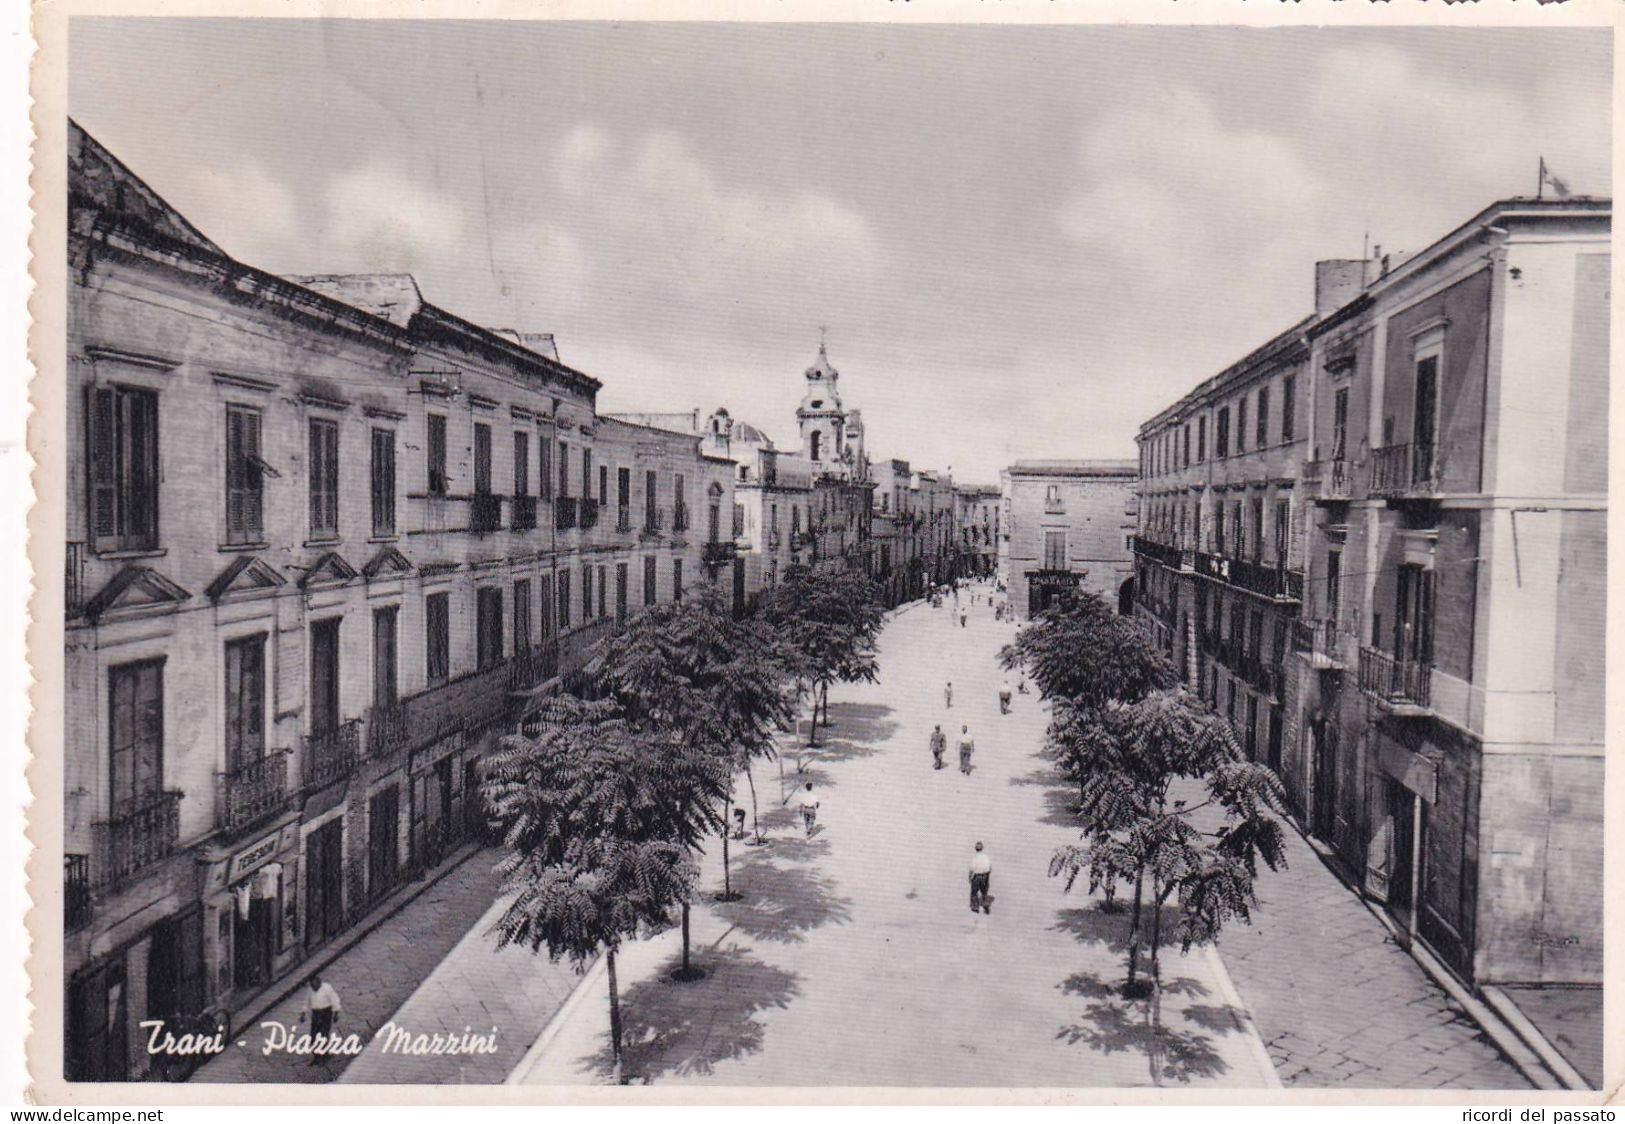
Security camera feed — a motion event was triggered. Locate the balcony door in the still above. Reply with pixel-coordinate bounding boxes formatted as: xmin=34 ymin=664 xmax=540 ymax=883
xmin=1394 ymin=564 xmax=1434 ymax=667
xmin=225 ymin=636 xmax=265 ymax=775
xmin=1413 ymin=355 xmax=1438 ymax=483
xmin=109 ymin=659 xmax=163 ymax=815
xmin=309 ymin=618 xmax=341 ymax=737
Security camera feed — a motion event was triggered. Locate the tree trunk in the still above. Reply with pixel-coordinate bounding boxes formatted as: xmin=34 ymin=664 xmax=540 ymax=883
xmin=721 ymin=810 xmax=732 ymax=895
xmin=607 ymin=949 xmax=624 ymax=1084
xmin=1148 ymin=877 xmax=1163 ymax=988
xmin=1125 ymin=869 xmax=1145 ymax=990
xmin=745 ymin=765 xmax=764 ymax=843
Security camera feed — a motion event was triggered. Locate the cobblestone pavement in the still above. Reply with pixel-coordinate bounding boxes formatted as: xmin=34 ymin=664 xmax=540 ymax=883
xmin=1212 ymin=819 xmax=1531 ymax=1089
xmin=519 ymin=588 xmax=1276 ymax=1087
xmin=191 ymin=850 xmax=505 ymax=1084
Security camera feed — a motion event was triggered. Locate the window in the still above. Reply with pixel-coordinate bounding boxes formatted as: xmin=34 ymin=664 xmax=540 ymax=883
xmin=1413 ymin=354 xmax=1439 ymax=472
xmin=1274 ymin=500 xmax=1289 ymax=565
xmin=674 ymin=473 xmax=687 ymax=529
xmin=308 ymin=418 xmax=339 ymax=538
xmin=88 ymin=385 xmax=160 ymax=553
xmin=673 ymin=558 xmax=684 ymax=603
xmin=599 ymin=464 xmax=609 ymax=506
xmin=513 ymin=431 xmax=530 ymax=497
xmin=810 ymin=431 xmax=823 ymax=461
xmin=581 ymin=565 xmax=593 ymax=620
xmin=582 ymin=448 xmax=593 ymax=500
xmin=426 ymin=414 xmax=448 ymax=496
xmin=224 ymin=638 xmax=264 ymax=773
xmin=1043 ymin=531 xmax=1067 ymax=570
xmin=1231 ymin=503 xmax=1243 ymax=558
xmin=1182 ymin=425 xmax=1191 ymax=468
xmin=476 ymin=587 xmax=503 ymax=670
xmin=1213 ymin=501 xmax=1226 ymax=553
xmin=1044 ymin=484 xmax=1063 ymax=512
xmin=733 ymin=503 xmax=746 ymax=538
xmin=473 ymin=423 xmax=492 ymax=496
xmin=791 ymin=506 xmax=800 ymax=535
xmin=539 ymin=574 xmax=554 ymax=639
xmin=1331 ymin=388 xmax=1349 ymax=460
xmin=1395 ymin=564 xmax=1434 ymax=666
xmin=615 ymin=563 xmax=628 ymax=622
xmin=538 ymin=434 xmax=552 ymax=500
xmin=598 ymin=566 xmax=608 ymax=621
xmin=372 ymin=608 xmax=397 ymax=709
xmin=1250 ymin=497 xmax=1264 ymax=562
xmin=1326 ymin=550 xmax=1342 ymax=625
xmin=1197 ymin=415 xmax=1207 ymax=462
xmin=371 ymin=428 xmax=396 ymax=537
xmin=109 ymin=659 xmax=164 ymax=811
xmin=1236 ymin=397 xmax=1248 ymax=453
xmin=645 ymin=470 xmax=658 ymax=528
xmin=513 ymin=579 xmax=531 ymax=656
xmin=1256 ymin=387 xmax=1270 ymax=448
xmin=557 ymin=570 xmax=572 ymax=629
xmin=557 ymin=441 xmax=570 ymax=498
xmin=644 ymin=556 xmax=657 ymax=605
xmin=1281 ymin=375 xmax=1296 ymax=442
xmin=310 ymin=617 xmax=341 ymax=735
xmin=426 ymin=593 xmax=450 ymax=682
xmin=225 ymin=407 xmax=265 ymax=545
xmin=708 ymin=499 xmax=721 ymax=543
xmin=1216 ymin=408 xmax=1230 ymax=458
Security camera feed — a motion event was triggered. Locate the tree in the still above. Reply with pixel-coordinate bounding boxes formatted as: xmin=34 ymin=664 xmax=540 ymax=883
xmin=999 ymin=591 xmax=1177 ymax=709
xmin=761 ymin=564 xmax=885 ymax=744
xmin=483 ymin=694 xmax=727 ymax=1079
xmin=594 ymin=586 xmax=797 ymax=926
xmin=1050 ymin=689 xmax=1287 ymax=997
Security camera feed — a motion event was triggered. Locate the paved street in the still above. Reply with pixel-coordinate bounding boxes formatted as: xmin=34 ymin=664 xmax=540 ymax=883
xmin=518 ymin=586 xmax=1277 ymax=1087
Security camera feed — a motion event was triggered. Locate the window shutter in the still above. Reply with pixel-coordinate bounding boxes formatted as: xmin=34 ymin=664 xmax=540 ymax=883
xmin=88 ymin=386 xmax=118 ymax=549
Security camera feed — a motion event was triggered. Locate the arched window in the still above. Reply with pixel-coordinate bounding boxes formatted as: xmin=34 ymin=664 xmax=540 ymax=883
xmin=810 ymin=431 xmax=823 ymax=461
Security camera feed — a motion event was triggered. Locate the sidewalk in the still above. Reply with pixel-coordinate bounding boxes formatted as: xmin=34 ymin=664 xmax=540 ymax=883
xmin=190 ymin=849 xmax=504 ymax=1084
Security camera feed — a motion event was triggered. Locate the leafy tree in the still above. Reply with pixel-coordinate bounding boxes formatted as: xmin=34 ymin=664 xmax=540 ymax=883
xmin=594 ymin=586 xmax=797 ymax=926
xmin=483 ymin=694 xmax=727 ymax=1078
xmin=999 ymin=591 xmax=1177 ymax=709
xmin=761 ymin=564 xmax=885 ymax=743
xmin=1050 ymin=689 xmax=1287 ymax=996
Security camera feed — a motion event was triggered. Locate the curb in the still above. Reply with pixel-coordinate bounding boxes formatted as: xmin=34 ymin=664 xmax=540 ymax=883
xmin=505 ymin=953 xmax=608 ymax=1084
xmin=1481 ymin=986 xmax=1594 ymax=1091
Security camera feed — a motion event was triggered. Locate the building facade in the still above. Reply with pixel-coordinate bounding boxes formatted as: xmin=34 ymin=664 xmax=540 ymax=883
xmin=1000 ymin=460 xmax=1138 ymax=619
xmin=63 ymin=121 xmax=732 ymax=1080
xmin=955 ymin=485 xmax=1000 ymax=579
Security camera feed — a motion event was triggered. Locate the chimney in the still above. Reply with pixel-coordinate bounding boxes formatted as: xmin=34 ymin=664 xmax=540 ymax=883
xmin=1314 ymin=259 xmax=1368 ymax=316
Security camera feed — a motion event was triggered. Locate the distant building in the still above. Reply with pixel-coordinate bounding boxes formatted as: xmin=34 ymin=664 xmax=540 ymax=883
xmin=955 ymin=485 xmax=1000 ymax=579
xmin=999 ymin=460 xmax=1138 ymax=618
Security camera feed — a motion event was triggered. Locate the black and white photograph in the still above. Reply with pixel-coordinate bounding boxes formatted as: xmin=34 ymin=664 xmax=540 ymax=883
xmin=26 ymin=8 xmax=1614 ymax=1103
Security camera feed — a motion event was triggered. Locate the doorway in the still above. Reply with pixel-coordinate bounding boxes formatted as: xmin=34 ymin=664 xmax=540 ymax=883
xmin=304 ymin=818 xmax=345 ymax=952
xmin=1311 ymin=720 xmax=1337 ymax=841
xmin=367 ymin=786 xmax=400 ymax=904
xmin=1385 ymin=777 xmax=1418 ymax=931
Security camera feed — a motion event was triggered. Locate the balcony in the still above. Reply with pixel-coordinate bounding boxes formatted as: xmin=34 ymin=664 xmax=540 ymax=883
xmin=1292 ymin=618 xmax=1345 ymax=670
xmin=1369 ymin=443 xmax=1438 ymax=500
xmin=302 ymin=718 xmax=361 ymax=790
xmin=1305 ymin=458 xmax=1354 ymax=503
xmin=508 ymin=642 xmax=561 ymax=693
xmin=767 ymin=529 xmax=782 ymax=551
xmin=398 ymin=659 xmax=518 ymax=749
xmin=65 ymin=855 xmax=91 ymax=930
xmin=218 ymin=749 xmax=290 ymax=835
xmin=616 ymin=505 xmax=633 ymax=534
xmin=1132 ymin=535 xmax=1191 ymax=571
xmin=673 ymin=504 xmax=690 ymax=533
xmin=93 ymin=789 xmax=183 ymax=888
xmin=641 ymin=508 xmax=664 ymax=539
xmin=579 ymin=498 xmax=601 ymax=530
xmin=555 ymin=497 xmax=578 ymax=530
xmin=470 ymin=492 xmax=504 ymax=533
xmin=703 ymin=540 xmax=739 ymax=566
xmin=1193 ymin=551 xmax=1302 ymax=602
xmin=511 ymin=495 xmax=538 ymax=531
xmin=1358 ymin=647 xmax=1432 ymax=713
xmin=365 ymin=700 xmax=412 ymax=759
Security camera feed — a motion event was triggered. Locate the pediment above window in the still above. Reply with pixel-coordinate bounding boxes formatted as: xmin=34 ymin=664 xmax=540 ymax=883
xmin=362 ymin=545 xmax=414 ymax=579
xmin=298 ymin=551 xmax=359 ymax=589
xmin=205 ymin=555 xmax=286 ymax=603
xmin=83 ymin=565 xmax=191 ymax=622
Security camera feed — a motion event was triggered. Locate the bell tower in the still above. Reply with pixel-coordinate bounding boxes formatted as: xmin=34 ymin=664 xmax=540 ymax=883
xmin=797 ymin=330 xmax=847 ymax=477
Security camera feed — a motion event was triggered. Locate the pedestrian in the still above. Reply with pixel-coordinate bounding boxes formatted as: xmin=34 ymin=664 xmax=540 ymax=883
xmin=958 ymin=725 xmax=975 ymax=775
xmin=1017 ymin=677 xmax=1030 ymax=695
xmin=969 ymin=842 xmax=992 ymax=914
xmin=732 ymin=806 xmax=747 ymax=840
xmin=999 ymin=680 xmax=1012 ymax=714
xmin=930 ymin=724 xmax=947 ymax=770
xmin=297 ymin=974 xmax=341 ymax=1066
xmin=960 ymin=610 xmax=967 ymax=629
xmin=944 ymin=680 xmax=953 ymax=708
xmin=794 ymin=782 xmax=820 ymax=837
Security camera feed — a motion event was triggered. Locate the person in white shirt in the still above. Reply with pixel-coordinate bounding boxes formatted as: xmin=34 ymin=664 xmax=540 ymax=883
xmin=794 ymin=782 xmax=820 ymax=837
xmin=298 ymin=974 xmax=342 ymax=1065
xmin=969 ymin=842 xmax=993 ymax=914
xmin=957 ymin=725 xmax=975 ymax=775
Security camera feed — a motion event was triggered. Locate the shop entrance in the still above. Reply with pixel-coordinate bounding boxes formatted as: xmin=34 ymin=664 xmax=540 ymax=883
xmin=304 ymin=818 xmax=345 ymax=952
xmin=67 ymin=955 xmax=128 ymax=1081
xmin=1384 ymin=776 xmax=1419 ymax=933
xmin=146 ymin=907 xmax=205 ymax=1033
xmin=367 ymin=785 xmax=400 ymax=905
xmin=1311 ymin=720 xmax=1337 ymax=840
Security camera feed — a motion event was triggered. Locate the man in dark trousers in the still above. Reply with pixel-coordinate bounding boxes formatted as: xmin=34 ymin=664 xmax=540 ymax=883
xmin=298 ymin=973 xmax=342 ymax=1066
xmin=929 ymin=724 xmax=947 ymax=770
xmin=969 ymin=842 xmax=992 ymax=914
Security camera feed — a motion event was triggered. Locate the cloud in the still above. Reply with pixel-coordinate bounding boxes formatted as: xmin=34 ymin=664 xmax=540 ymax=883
xmin=319 ymin=162 xmax=469 ymax=268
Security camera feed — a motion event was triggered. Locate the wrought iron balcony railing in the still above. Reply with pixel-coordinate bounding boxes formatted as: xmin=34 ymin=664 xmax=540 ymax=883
xmin=1305 ymin=457 xmax=1354 ymax=502
xmin=511 ymin=495 xmax=538 ymax=531
xmin=642 ymin=508 xmax=664 ymax=537
xmin=1369 ymin=443 xmax=1438 ymax=499
xmin=303 ymin=718 xmax=361 ymax=790
xmin=555 ymin=496 xmax=579 ymax=530
xmin=1292 ymin=618 xmax=1345 ymax=669
xmin=1194 ymin=551 xmax=1302 ymax=602
xmin=508 ymin=642 xmax=561 ymax=693
xmin=365 ymin=700 xmax=412 ymax=759
xmin=1358 ymin=646 xmax=1432 ymax=710
xmin=703 ymin=540 xmax=739 ymax=566
xmin=673 ymin=503 xmax=690 ymax=533
xmin=470 ymin=491 xmax=504 ymax=533
xmin=65 ymin=854 xmax=92 ymax=930
xmin=218 ymin=749 xmax=290 ymax=835
xmin=579 ymin=498 xmax=601 ymax=530
xmin=616 ymin=506 xmax=633 ymax=533
xmin=92 ymin=789 xmax=183 ymax=890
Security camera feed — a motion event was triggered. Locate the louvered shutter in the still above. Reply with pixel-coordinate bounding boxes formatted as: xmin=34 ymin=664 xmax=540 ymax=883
xmin=87 ymin=386 xmax=117 ymax=550
xmin=242 ymin=413 xmax=263 ymax=539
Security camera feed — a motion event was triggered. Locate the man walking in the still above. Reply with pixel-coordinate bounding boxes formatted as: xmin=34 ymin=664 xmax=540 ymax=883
xmin=944 ymin=680 xmax=953 ymax=709
xmin=794 ymin=782 xmax=821 ymax=837
xmin=969 ymin=842 xmax=992 ymax=914
xmin=957 ymin=724 xmax=975 ymax=775
xmin=999 ymin=680 xmax=1012 ymax=714
xmin=929 ymin=724 xmax=947 ymax=770
xmin=297 ymin=973 xmax=341 ymax=1066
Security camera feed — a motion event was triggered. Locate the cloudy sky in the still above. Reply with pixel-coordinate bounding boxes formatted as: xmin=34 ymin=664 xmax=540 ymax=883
xmin=70 ymin=21 xmax=1610 ymax=483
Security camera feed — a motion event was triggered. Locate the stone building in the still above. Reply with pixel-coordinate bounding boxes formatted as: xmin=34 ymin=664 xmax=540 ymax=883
xmin=1291 ymin=198 xmax=1609 ymax=987
xmin=999 ymin=461 xmax=1138 ymax=619
xmin=955 ymin=485 xmax=1000 ymax=579
xmin=62 ymin=121 xmax=732 ymax=1079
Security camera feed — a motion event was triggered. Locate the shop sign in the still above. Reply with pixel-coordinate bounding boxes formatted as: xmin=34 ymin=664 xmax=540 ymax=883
xmin=1375 ymin=736 xmax=1437 ymax=804
xmin=227 ymin=832 xmax=281 ymax=883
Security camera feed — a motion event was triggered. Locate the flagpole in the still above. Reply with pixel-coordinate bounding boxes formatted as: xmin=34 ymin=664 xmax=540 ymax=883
xmin=1537 ymin=156 xmax=1545 ymax=201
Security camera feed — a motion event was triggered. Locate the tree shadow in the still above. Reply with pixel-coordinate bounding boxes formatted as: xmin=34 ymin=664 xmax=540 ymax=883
xmin=1054 ymin=971 xmax=1236 ymax=1085
xmin=579 ymin=944 xmax=801 ymax=1082
xmin=714 ymin=840 xmax=852 ymax=944
xmin=1052 ymin=900 xmax=1186 ymax=957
